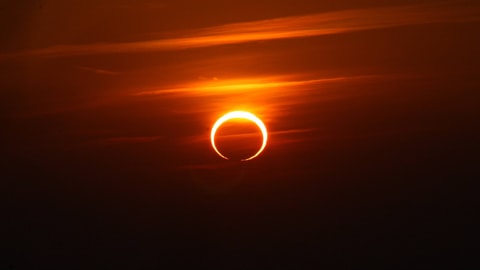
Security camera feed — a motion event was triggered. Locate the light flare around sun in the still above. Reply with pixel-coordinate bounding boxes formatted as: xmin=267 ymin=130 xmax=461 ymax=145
xmin=210 ymin=111 xmax=268 ymax=161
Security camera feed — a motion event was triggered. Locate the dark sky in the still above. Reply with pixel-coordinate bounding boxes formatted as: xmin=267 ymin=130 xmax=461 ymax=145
xmin=2 ymin=0 xmax=479 ymax=268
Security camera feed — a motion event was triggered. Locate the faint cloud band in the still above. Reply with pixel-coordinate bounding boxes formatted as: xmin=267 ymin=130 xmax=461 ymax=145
xmin=2 ymin=2 xmax=479 ymax=59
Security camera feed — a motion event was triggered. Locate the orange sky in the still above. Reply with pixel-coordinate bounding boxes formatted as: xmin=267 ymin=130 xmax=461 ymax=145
xmin=3 ymin=0 xmax=480 ymax=268
xmin=2 ymin=0 xmax=479 ymax=173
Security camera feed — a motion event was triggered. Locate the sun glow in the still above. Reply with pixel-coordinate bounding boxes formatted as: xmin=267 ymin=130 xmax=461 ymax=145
xmin=211 ymin=111 xmax=268 ymax=161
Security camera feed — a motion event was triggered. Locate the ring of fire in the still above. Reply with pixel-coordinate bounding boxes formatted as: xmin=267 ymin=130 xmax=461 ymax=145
xmin=210 ymin=111 xmax=268 ymax=161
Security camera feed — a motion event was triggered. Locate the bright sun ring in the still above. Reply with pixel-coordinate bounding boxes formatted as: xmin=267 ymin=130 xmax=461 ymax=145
xmin=210 ymin=111 xmax=268 ymax=161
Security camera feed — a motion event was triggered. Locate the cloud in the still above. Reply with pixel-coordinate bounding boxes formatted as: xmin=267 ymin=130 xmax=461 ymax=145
xmin=2 ymin=2 xmax=479 ymax=59
xmin=131 ymin=76 xmax=354 ymax=96
xmin=76 ymin=66 xmax=119 ymax=75
xmin=126 ymin=74 xmax=386 ymax=119
xmin=102 ymin=136 xmax=162 ymax=143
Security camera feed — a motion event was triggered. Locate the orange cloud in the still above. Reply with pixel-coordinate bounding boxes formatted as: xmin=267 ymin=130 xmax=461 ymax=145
xmin=76 ymin=66 xmax=119 ymax=75
xmin=2 ymin=3 xmax=479 ymax=59
xmin=131 ymin=76 xmax=353 ymax=97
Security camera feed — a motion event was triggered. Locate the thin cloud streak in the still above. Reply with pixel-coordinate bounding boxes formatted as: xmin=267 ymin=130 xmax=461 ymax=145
xmin=76 ymin=66 xmax=119 ymax=76
xmin=130 ymin=74 xmax=385 ymax=118
xmin=59 ymin=136 xmax=164 ymax=151
xmin=132 ymin=76 xmax=357 ymax=97
xmin=3 ymin=2 xmax=479 ymax=58
xmin=182 ymin=128 xmax=316 ymax=145
xmin=102 ymin=136 xmax=162 ymax=144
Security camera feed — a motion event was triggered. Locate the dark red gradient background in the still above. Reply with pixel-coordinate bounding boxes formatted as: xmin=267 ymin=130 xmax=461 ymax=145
xmin=2 ymin=0 xmax=479 ymax=268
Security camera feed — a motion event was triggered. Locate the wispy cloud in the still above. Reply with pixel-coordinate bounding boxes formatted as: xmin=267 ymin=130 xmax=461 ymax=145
xmin=103 ymin=136 xmax=162 ymax=143
xmin=184 ymin=128 xmax=316 ymax=144
xmin=3 ymin=2 xmax=479 ymax=59
xmin=56 ymin=135 xmax=163 ymax=151
xmin=76 ymin=66 xmax=119 ymax=75
xmin=122 ymin=75 xmax=362 ymax=116
xmin=128 ymin=74 xmax=384 ymax=117
xmin=132 ymin=76 xmax=355 ymax=97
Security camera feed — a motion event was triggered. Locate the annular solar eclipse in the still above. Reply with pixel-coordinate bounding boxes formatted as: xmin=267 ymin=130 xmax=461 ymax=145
xmin=210 ymin=111 xmax=268 ymax=161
